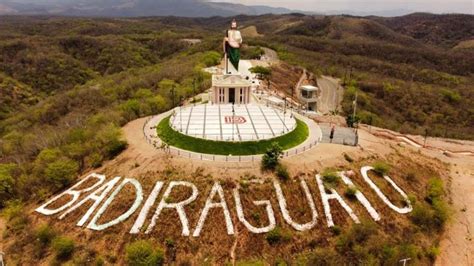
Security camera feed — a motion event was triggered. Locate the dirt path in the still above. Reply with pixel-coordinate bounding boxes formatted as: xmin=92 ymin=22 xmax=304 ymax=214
xmin=317 ymin=76 xmax=343 ymax=114
xmin=434 ymin=155 xmax=474 ymax=265
xmin=294 ymin=68 xmax=307 ymax=98
xmin=261 ymin=47 xmax=278 ymax=62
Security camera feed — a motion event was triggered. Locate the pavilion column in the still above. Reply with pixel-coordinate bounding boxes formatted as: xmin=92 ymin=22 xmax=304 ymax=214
xmin=237 ymin=88 xmax=241 ymax=104
xmin=248 ymin=87 xmax=250 ymax=103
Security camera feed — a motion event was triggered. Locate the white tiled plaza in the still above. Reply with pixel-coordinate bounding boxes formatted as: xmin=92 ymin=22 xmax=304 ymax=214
xmin=170 ymin=103 xmax=296 ymax=141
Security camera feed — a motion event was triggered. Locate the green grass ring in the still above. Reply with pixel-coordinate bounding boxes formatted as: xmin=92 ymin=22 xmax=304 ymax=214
xmin=157 ymin=115 xmax=309 ymax=155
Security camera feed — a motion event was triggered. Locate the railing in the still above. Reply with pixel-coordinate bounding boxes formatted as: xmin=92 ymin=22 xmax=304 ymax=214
xmin=143 ymin=114 xmax=319 ymax=163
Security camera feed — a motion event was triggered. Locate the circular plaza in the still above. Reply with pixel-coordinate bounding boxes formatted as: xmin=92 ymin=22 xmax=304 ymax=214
xmin=170 ymin=103 xmax=296 ymax=141
xmin=143 ymin=103 xmax=322 ymax=159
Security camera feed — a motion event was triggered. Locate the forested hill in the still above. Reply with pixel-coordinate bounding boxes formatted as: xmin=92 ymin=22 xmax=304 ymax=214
xmin=0 ymin=13 xmax=471 ymax=264
xmin=1 ymin=14 xmax=473 ymax=139
xmin=0 ymin=13 xmax=472 ymax=213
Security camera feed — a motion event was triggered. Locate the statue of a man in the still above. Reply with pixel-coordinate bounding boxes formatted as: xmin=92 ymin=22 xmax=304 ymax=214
xmin=223 ymin=19 xmax=242 ymax=73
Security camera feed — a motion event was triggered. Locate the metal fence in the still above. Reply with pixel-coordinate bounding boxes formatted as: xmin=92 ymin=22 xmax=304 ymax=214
xmin=142 ymin=113 xmax=319 ymax=162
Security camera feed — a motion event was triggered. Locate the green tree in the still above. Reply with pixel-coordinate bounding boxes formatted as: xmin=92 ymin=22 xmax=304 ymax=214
xmin=250 ymin=66 xmax=272 ymax=89
xmin=45 ymin=158 xmax=79 ymax=188
xmin=261 ymin=143 xmax=283 ymax=170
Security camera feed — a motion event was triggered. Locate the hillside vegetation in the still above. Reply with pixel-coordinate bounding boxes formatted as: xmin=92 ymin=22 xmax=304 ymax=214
xmin=240 ymin=14 xmax=473 ymax=139
xmin=0 ymin=14 xmax=462 ymax=265
xmin=0 ymin=14 xmax=472 ymax=207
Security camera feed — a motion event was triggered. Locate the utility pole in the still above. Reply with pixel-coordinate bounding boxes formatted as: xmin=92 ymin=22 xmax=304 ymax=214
xmin=424 ymin=128 xmax=429 ymax=148
xmin=170 ymin=85 xmax=176 ymax=107
xmin=283 ymin=97 xmax=287 ymax=132
xmin=232 ymin=102 xmax=235 ymax=141
xmin=192 ymin=78 xmax=196 ymax=106
xmin=353 ymin=92 xmax=358 ymax=128
xmin=180 ymin=96 xmax=183 ymax=132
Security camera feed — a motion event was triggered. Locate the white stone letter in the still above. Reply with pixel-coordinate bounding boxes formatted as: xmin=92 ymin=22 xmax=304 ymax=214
xmin=360 ymin=166 xmax=412 ymax=214
xmin=130 ymin=181 xmax=164 ymax=234
xmin=35 ymin=173 xmax=105 ymax=216
xmin=340 ymin=171 xmax=381 ymax=221
xmin=273 ymin=179 xmax=318 ymax=231
xmin=58 ymin=177 xmax=121 ymax=226
xmin=316 ymin=174 xmax=360 ymax=227
xmin=233 ymin=187 xmax=276 ymax=234
xmin=145 ymin=181 xmax=198 ymax=236
xmin=193 ymin=182 xmax=234 ymax=237
xmin=87 ymin=178 xmax=144 ymax=231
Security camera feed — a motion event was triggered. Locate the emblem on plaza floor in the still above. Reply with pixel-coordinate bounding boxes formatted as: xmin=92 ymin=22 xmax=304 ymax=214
xmin=225 ymin=116 xmax=246 ymax=124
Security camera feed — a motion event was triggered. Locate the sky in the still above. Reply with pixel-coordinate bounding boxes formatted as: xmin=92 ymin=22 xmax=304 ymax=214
xmin=210 ymin=0 xmax=474 ymax=14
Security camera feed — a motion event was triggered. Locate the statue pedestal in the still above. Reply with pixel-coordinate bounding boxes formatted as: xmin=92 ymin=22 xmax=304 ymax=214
xmin=211 ymin=74 xmax=252 ymax=104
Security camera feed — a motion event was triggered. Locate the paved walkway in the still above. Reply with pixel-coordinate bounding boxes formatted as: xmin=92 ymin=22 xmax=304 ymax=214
xmin=143 ymin=105 xmax=322 ymax=162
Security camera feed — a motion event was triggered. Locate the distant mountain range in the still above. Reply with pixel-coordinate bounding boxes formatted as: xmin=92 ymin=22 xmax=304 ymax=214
xmin=0 ymin=0 xmax=307 ymax=17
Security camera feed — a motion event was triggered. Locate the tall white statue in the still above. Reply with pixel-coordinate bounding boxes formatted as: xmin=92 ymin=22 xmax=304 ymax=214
xmin=223 ymin=19 xmax=243 ymax=74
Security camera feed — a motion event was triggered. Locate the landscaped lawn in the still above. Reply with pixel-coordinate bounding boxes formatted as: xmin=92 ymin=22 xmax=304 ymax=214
xmin=157 ymin=115 xmax=309 ymax=155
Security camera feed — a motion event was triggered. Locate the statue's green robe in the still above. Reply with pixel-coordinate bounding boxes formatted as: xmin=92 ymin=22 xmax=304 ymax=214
xmin=228 ymin=46 xmax=240 ymax=71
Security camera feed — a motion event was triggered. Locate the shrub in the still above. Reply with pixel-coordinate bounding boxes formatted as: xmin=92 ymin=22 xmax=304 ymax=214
xmin=426 ymin=246 xmax=440 ymax=261
xmin=441 ymin=88 xmax=461 ymax=103
xmin=95 ymin=124 xmax=128 ymax=159
xmin=236 ymin=260 xmax=265 ymax=266
xmin=322 ymin=169 xmax=340 ymax=189
xmin=426 ymin=177 xmax=444 ymax=204
xmin=261 ymin=143 xmax=283 ymax=171
xmin=346 ymin=114 xmax=360 ymax=128
xmin=343 ymin=153 xmax=354 ymax=163
xmin=52 ymin=236 xmax=75 ymax=260
xmin=344 ymin=186 xmax=358 ymax=199
xmin=336 ymin=222 xmax=377 ymax=253
xmin=373 ymin=162 xmax=390 ymax=175
xmin=266 ymin=227 xmax=291 ymax=245
xmin=0 ymin=163 xmax=16 ymax=206
xmin=411 ymin=177 xmax=449 ymax=231
xmin=126 ymin=240 xmax=164 ymax=266
xmin=405 ymin=172 xmax=416 ymax=181
xmin=95 ymin=256 xmax=105 ymax=266
xmin=276 ymin=164 xmax=290 ymax=181
xmin=308 ymin=248 xmax=342 ymax=265
xmin=432 ymin=198 xmax=449 ymax=227
xmin=410 ymin=202 xmax=435 ymax=229
xmin=36 ymin=224 xmax=55 ymax=246
xmin=2 ymin=200 xmax=23 ymax=221
xmin=330 ymin=225 xmax=342 ymax=236
xmin=45 ymin=158 xmax=79 ymax=189
xmin=202 ymin=51 xmax=221 ymax=67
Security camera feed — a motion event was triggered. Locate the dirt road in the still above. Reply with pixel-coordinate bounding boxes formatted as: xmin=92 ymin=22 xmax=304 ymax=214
xmin=317 ymin=76 xmax=344 ymax=114
xmin=435 ymin=154 xmax=474 ymax=266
